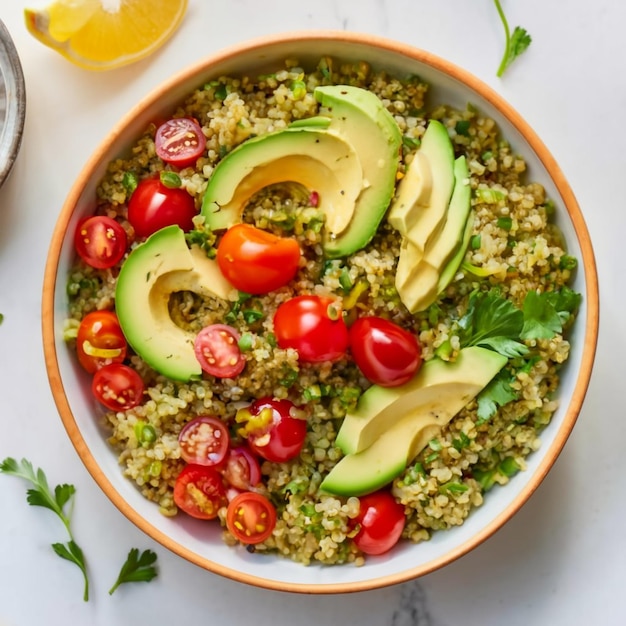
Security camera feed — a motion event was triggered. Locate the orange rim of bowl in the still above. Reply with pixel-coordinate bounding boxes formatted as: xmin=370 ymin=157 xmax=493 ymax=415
xmin=42 ymin=30 xmax=600 ymax=594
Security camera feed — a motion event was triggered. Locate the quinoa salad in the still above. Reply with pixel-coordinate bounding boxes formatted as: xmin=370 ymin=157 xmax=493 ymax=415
xmin=64 ymin=57 xmax=581 ymax=566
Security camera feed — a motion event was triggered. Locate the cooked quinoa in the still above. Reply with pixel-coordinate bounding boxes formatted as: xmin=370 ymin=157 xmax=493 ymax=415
xmin=65 ymin=57 xmax=578 ymax=566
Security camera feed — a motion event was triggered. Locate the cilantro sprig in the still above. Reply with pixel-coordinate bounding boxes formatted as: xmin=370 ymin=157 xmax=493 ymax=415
xmin=109 ymin=548 xmax=158 ymax=595
xmin=459 ymin=287 xmax=581 ymax=358
xmin=493 ymin=0 xmax=532 ymax=77
xmin=0 ymin=457 xmax=90 ymax=601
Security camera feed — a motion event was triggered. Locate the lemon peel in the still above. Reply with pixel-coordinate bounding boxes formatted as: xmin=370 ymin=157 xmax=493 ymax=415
xmin=24 ymin=0 xmax=188 ymax=71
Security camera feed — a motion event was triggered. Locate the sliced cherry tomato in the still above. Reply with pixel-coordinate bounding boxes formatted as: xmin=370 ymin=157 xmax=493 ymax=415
xmin=173 ymin=464 xmax=227 ymax=520
xmin=194 ymin=324 xmax=246 ymax=378
xmin=349 ymin=317 xmax=422 ymax=387
xmin=226 ymin=491 xmax=277 ymax=544
xmin=155 ymin=117 xmax=207 ymax=169
xmin=236 ymin=397 xmax=307 ymax=463
xmin=76 ymin=310 xmax=127 ymax=374
xmin=127 ymin=177 xmax=197 ymax=238
xmin=216 ymin=223 xmax=300 ymax=294
xmin=222 ymin=446 xmax=262 ymax=491
xmin=178 ymin=416 xmax=230 ymax=467
xmin=351 ymin=490 xmax=406 ymax=556
xmin=74 ymin=215 xmax=127 ymax=269
xmin=273 ymin=295 xmax=348 ymax=363
xmin=92 ymin=363 xmax=145 ymax=411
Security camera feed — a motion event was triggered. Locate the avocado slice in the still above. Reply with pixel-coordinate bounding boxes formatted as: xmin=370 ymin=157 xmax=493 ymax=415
xmin=201 ymin=126 xmax=364 ymax=237
xmin=387 ymin=119 xmax=455 ymax=263
xmin=314 ymin=85 xmax=402 ymax=258
xmin=436 ymin=209 xmax=475 ymax=294
xmin=336 ymin=346 xmax=507 ymax=455
xmin=115 ymin=225 xmax=233 ymax=382
xmin=322 ymin=347 xmax=508 ymax=496
xmin=395 ymin=156 xmax=472 ymax=312
xmin=387 ymin=149 xmax=433 ymax=232
xmin=321 ymin=415 xmax=442 ymax=497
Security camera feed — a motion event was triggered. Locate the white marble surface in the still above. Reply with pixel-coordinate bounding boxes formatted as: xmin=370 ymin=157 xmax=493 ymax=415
xmin=0 ymin=1 xmax=621 ymax=624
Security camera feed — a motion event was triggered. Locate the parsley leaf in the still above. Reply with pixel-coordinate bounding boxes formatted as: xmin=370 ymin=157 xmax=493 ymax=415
xmin=521 ymin=288 xmax=582 ymax=340
xmin=521 ymin=290 xmax=562 ymax=340
xmin=459 ymin=290 xmax=528 ymax=357
xmin=109 ymin=548 xmax=158 ymax=595
xmin=0 ymin=457 xmax=89 ymax=601
xmin=494 ymin=0 xmax=532 ymax=77
xmin=476 ymin=370 xmax=518 ymax=424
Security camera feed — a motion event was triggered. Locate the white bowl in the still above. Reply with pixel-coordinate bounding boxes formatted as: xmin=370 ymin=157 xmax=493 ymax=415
xmin=42 ymin=31 xmax=599 ymax=593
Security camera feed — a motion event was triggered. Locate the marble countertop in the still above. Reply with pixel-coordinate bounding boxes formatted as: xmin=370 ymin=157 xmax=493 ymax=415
xmin=0 ymin=1 xmax=620 ymax=624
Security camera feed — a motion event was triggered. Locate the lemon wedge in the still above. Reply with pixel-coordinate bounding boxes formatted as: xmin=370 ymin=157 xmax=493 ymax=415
xmin=24 ymin=0 xmax=188 ymax=71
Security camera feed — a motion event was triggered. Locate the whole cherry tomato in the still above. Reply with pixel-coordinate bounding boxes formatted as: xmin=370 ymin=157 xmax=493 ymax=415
xmin=76 ymin=310 xmax=127 ymax=373
xmin=155 ymin=117 xmax=206 ymax=169
xmin=216 ymin=223 xmax=300 ymax=294
xmin=236 ymin=397 xmax=307 ymax=463
xmin=351 ymin=490 xmax=406 ymax=555
xmin=273 ymin=295 xmax=348 ymax=363
xmin=127 ymin=177 xmax=197 ymax=238
xmin=349 ymin=317 xmax=422 ymax=387
xmin=74 ymin=215 xmax=127 ymax=269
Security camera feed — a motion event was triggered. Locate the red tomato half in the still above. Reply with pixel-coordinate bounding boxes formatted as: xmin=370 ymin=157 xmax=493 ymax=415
xmin=351 ymin=490 xmax=406 ymax=555
xmin=76 ymin=310 xmax=127 ymax=373
xmin=349 ymin=317 xmax=422 ymax=387
xmin=273 ymin=295 xmax=348 ymax=363
xmin=216 ymin=223 xmax=300 ymax=294
xmin=178 ymin=416 xmax=230 ymax=467
xmin=173 ymin=464 xmax=227 ymax=520
xmin=74 ymin=215 xmax=127 ymax=269
xmin=237 ymin=397 xmax=307 ymax=463
xmin=127 ymin=178 xmax=197 ymax=238
xmin=92 ymin=363 xmax=145 ymax=411
xmin=155 ymin=117 xmax=207 ymax=169
xmin=222 ymin=446 xmax=262 ymax=491
xmin=226 ymin=492 xmax=277 ymax=544
xmin=194 ymin=324 xmax=246 ymax=378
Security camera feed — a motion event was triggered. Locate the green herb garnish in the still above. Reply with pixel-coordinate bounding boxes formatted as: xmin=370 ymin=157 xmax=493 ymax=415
xmin=122 ymin=171 xmax=138 ymax=195
xmin=159 ymin=171 xmax=182 ymax=189
xmin=459 ymin=289 xmax=528 ymax=357
xmin=109 ymin=548 xmax=158 ymax=595
xmin=494 ymin=0 xmax=532 ymax=77
xmin=0 ymin=457 xmax=89 ymax=601
xmin=476 ymin=369 xmax=518 ymax=424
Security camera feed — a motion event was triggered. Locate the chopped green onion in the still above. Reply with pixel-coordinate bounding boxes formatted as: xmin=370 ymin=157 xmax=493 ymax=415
xmin=481 ymin=150 xmax=494 ymax=161
xmin=497 ymin=216 xmax=513 ymax=231
xmin=473 ymin=468 xmax=496 ymax=491
xmin=266 ymin=332 xmax=277 ymax=348
xmin=424 ymin=452 xmax=439 ymax=464
xmin=402 ymin=136 xmax=420 ymax=150
xmin=291 ymin=80 xmax=307 ymax=100
xmin=475 ymin=187 xmax=506 ymax=203
xmin=213 ymin=83 xmax=228 ymax=100
xmin=559 ymin=255 xmax=578 ymax=270
xmin=470 ymin=234 xmax=482 ymax=250
xmin=159 ymin=171 xmax=182 ymax=189
xmin=134 ymin=422 xmax=157 ymax=447
xmin=438 ymin=481 xmax=469 ymax=495
xmin=455 ymin=120 xmax=470 ymax=136
xmin=122 ymin=171 xmax=138 ymax=195
xmin=499 ymin=456 xmax=521 ymax=477
xmin=339 ymin=267 xmax=353 ymax=292
xmin=434 ymin=339 xmax=453 ymax=359
xmin=452 ymin=431 xmax=471 ymax=451
xmin=428 ymin=439 xmax=442 ymax=452
xmin=238 ymin=332 xmax=254 ymax=352
xmin=303 ymin=385 xmax=322 ymax=401
xmin=242 ymin=309 xmax=264 ymax=324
